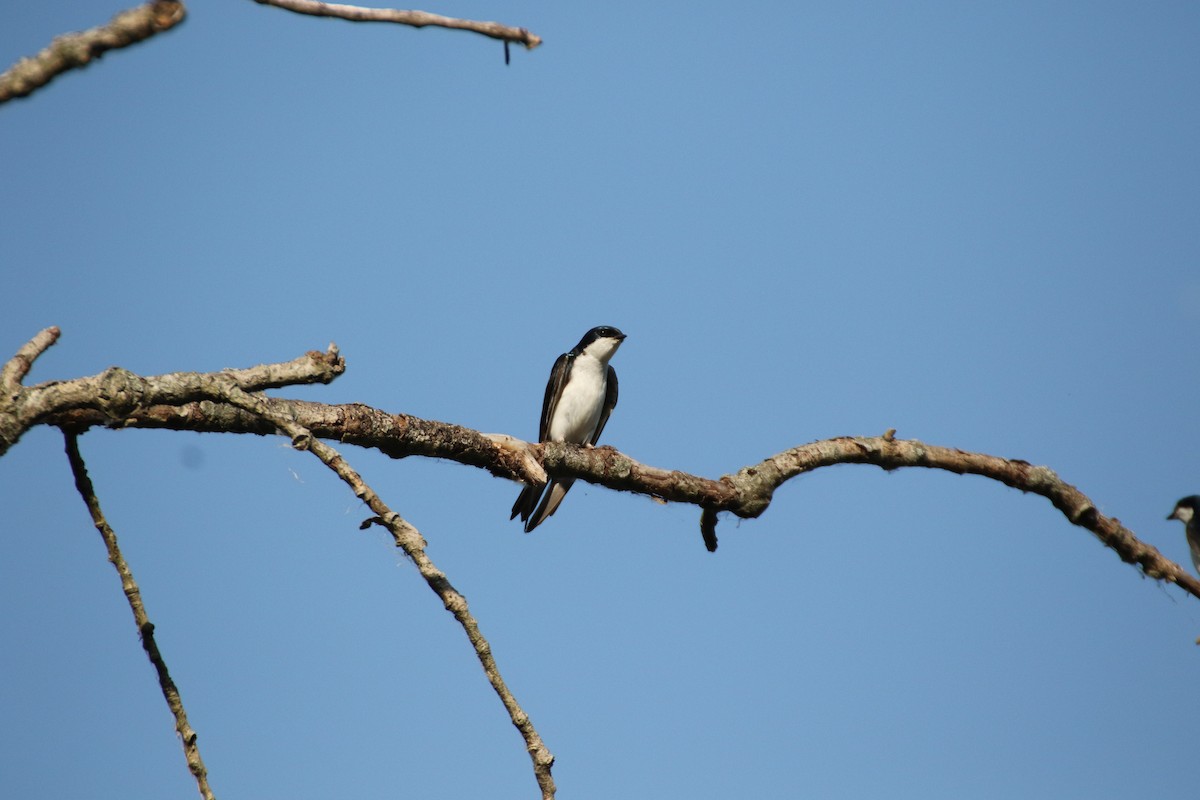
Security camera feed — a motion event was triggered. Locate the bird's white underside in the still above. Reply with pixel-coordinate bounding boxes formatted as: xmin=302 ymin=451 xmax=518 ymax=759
xmin=549 ymin=352 xmax=608 ymax=443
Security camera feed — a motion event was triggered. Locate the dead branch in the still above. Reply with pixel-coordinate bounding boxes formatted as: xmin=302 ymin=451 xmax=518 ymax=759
xmin=0 ymin=0 xmax=539 ymax=106
xmin=0 ymin=1 xmax=186 ymax=104
xmin=198 ymin=376 xmax=557 ymax=798
xmin=252 ymin=0 xmax=542 ymax=48
xmin=0 ymin=326 xmax=344 ymax=456
xmin=6 ymin=326 xmax=1199 ymax=797
xmin=64 ymin=431 xmax=215 ymax=800
xmin=5 ymin=326 xmax=1197 ymax=600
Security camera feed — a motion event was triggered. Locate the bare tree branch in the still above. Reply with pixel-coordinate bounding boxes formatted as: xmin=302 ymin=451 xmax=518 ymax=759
xmin=4 ymin=327 xmax=1198 ymax=794
xmin=204 ymin=378 xmax=557 ymax=798
xmin=719 ymin=434 xmax=1200 ymax=596
xmin=63 ymin=431 xmax=215 ymax=800
xmin=5 ymin=327 xmax=1198 ymax=595
xmin=0 ymin=0 xmax=539 ymax=106
xmin=252 ymin=0 xmax=542 ymax=49
xmin=0 ymin=1 xmax=186 ymax=105
xmin=48 ymin=399 xmax=545 ymax=482
xmin=0 ymin=326 xmax=343 ymax=456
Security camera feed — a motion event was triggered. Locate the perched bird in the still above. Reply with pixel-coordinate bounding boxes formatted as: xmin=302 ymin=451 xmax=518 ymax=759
xmin=1167 ymin=496 xmax=1200 ymax=576
xmin=511 ymin=326 xmax=626 ymax=532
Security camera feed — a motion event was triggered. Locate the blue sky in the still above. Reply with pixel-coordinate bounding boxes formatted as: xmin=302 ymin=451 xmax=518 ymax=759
xmin=2 ymin=2 xmax=1199 ymax=797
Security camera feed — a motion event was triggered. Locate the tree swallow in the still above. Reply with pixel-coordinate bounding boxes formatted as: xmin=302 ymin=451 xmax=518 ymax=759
xmin=511 ymin=326 xmax=626 ymax=532
xmin=1167 ymin=495 xmax=1200 ymax=576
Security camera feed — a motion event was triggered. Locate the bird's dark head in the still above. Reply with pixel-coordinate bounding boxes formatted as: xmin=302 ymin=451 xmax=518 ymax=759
xmin=580 ymin=325 xmax=626 ymax=344
xmin=575 ymin=326 xmax=627 ymax=360
xmin=1168 ymin=495 xmax=1200 ymax=523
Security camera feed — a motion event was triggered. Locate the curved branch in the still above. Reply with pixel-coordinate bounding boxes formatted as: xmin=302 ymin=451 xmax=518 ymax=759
xmin=0 ymin=1 xmax=186 ymax=105
xmin=4 ymin=328 xmax=1196 ymax=604
xmin=253 ymin=0 xmax=542 ymax=49
xmin=718 ymin=435 xmax=1200 ymax=598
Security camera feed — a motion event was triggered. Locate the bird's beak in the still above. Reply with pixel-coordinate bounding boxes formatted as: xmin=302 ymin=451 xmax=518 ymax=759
xmin=1168 ymin=510 xmax=1179 ymax=521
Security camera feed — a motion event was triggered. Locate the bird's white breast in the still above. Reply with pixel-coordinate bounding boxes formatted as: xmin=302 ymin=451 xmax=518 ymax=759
xmin=548 ymin=354 xmax=607 ymax=444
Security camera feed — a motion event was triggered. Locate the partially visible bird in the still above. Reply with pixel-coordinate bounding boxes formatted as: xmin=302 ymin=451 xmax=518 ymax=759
xmin=1167 ymin=495 xmax=1200 ymax=576
xmin=511 ymin=326 xmax=626 ymax=532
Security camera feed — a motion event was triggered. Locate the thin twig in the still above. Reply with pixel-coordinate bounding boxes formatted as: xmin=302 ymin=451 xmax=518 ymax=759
xmin=0 ymin=1 xmax=186 ymax=104
xmin=63 ymin=431 xmax=215 ymax=800
xmin=209 ymin=380 xmax=557 ymax=799
xmin=252 ymin=0 xmax=541 ymax=48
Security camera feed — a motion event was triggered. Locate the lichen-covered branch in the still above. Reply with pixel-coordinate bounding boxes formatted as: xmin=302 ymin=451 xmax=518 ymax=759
xmin=252 ymin=0 xmax=542 ymax=49
xmin=4 ymin=326 xmax=1197 ymax=605
xmin=0 ymin=1 xmax=186 ymax=104
xmin=63 ymin=432 xmax=215 ymax=800
xmin=0 ymin=326 xmax=344 ymax=456
xmin=714 ymin=435 xmax=1200 ymax=600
